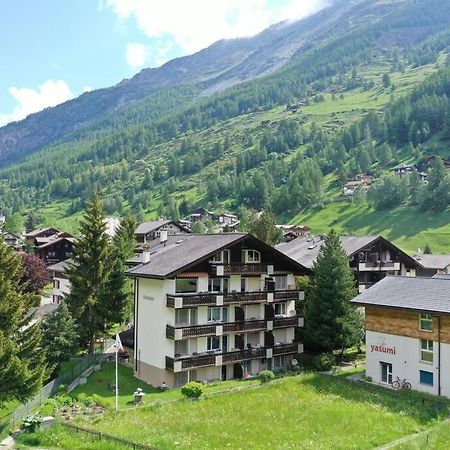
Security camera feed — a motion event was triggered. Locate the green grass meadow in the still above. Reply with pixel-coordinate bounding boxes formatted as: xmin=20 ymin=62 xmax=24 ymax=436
xmin=16 ymin=366 xmax=449 ymax=450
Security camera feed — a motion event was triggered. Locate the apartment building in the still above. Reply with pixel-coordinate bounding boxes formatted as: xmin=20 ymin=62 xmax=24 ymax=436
xmin=352 ymin=276 xmax=450 ymax=397
xmin=277 ymin=235 xmax=419 ymax=292
xmin=126 ymin=233 xmax=310 ymax=388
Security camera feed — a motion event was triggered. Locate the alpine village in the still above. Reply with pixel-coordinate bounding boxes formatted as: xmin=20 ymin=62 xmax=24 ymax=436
xmin=3 ymin=0 xmax=450 ymax=448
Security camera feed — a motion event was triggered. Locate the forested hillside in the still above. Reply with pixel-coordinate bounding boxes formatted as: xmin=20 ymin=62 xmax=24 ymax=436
xmin=1 ymin=0 xmax=450 ymax=252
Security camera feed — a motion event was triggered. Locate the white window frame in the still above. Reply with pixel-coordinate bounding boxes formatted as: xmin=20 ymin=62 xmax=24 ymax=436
xmin=208 ymin=278 xmax=229 ymax=293
xmin=380 ymin=362 xmax=393 ymax=384
xmin=207 ymin=306 xmax=229 ymax=323
xmin=244 ymin=249 xmax=261 ymax=264
xmin=210 ymin=250 xmax=230 ymax=263
xmin=419 ymin=314 xmax=433 ymax=332
xmin=207 ymin=336 xmax=221 ymax=351
xmin=420 ymin=339 xmax=434 ymax=363
xmin=274 ymin=276 xmax=287 ymax=291
xmin=274 ymin=302 xmax=287 ymax=317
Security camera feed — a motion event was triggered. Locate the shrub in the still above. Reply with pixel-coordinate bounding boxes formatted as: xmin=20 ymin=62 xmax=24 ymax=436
xmin=21 ymin=416 xmax=42 ymax=433
xmin=181 ymin=382 xmax=204 ymax=399
xmin=91 ymin=394 xmax=110 ymax=408
xmin=312 ymin=353 xmax=336 ymax=371
xmin=76 ymin=393 xmax=94 ymax=406
xmin=259 ymin=370 xmax=275 ymax=384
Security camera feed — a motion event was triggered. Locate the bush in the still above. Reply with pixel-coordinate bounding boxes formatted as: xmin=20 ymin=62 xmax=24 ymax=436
xmin=312 ymin=353 xmax=336 ymax=371
xmin=21 ymin=416 xmax=42 ymax=433
xmin=181 ymin=382 xmax=204 ymax=399
xmin=259 ymin=370 xmax=275 ymax=384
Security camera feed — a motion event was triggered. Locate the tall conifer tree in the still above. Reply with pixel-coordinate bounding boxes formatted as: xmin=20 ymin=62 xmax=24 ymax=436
xmin=103 ymin=216 xmax=137 ymax=323
xmin=304 ymin=230 xmax=363 ymax=354
xmin=66 ymin=191 xmax=111 ymax=352
xmin=0 ymin=238 xmax=46 ymax=404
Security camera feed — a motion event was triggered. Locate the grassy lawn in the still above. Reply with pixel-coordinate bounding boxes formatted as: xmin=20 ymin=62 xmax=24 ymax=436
xmin=0 ymin=401 xmax=18 ymax=440
xmin=71 ymin=362 xmax=260 ymax=409
xmin=291 ymin=201 xmax=450 ymax=254
xmin=393 ymin=421 xmax=450 ymax=449
xmin=17 ymin=370 xmax=449 ymax=450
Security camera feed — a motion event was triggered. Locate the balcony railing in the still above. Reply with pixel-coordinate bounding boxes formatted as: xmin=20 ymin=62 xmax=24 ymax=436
xmin=166 ymin=342 xmax=300 ymax=371
xmin=358 ymin=261 xmax=400 ymax=271
xmin=167 ymin=290 xmax=302 ymax=308
xmin=166 ymin=316 xmax=302 ymax=340
xmin=222 ymin=263 xmax=267 ymax=275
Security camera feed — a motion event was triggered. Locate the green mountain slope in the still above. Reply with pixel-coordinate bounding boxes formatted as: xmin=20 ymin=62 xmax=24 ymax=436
xmin=1 ymin=0 xmax=450 ymax=253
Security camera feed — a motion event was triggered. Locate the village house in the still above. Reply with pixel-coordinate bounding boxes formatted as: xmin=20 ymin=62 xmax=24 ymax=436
xmin=352 ymin=276 xmax=450 ymax=397
xmin=24 ymin=227 xmax=60 ymax=246
xmin=126 ymin=233 xmax=310 ymax=388
xmin=413 ymin=254 xmax=450 ymax=277
xmin=218 ymin=213 xmax=240 ymax=230
xmin=47 ymin=259 xmax=72 ymax=304
xmin=1 ymin=232 xmax=25 ymax=250
xmin=276 ymin=225 xmax=311 ymax=242
xmin=34 ymin=235 xmax=76 ymax=266
xmin=190 ymin=207 xmax=215 ymax=223
xmin=343 ymin=174 xmax=373 ymax=196
xmin=277 ymin=235 xmax=419 ymax=292
xmin=391 ymin=164 xmax=428 ymax=183
xmin=135 ymin=220 xmax=190 ymax=246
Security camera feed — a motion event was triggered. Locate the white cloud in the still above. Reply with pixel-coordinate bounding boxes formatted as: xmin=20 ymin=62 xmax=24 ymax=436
xmin=0 ymin=80 xmax=74 ymax=126
xmin=105 ymin=0 xmax=329 ymax=55
xmin=126 ymin=43 xmax=150 ymax=69
xmin=83 ymin=85 xmax=93 ymax=93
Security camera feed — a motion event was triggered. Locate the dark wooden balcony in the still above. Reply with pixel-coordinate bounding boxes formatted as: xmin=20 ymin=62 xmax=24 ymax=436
xmin=222 ymin=263 xmax=267 ymax=275
xmin=166 ymin=316 xmax=301 ymax=340
xmin=166 ymin=343 xmax=300 ymax=372
xmin=167 ymin=290 xmax=302 ymax=308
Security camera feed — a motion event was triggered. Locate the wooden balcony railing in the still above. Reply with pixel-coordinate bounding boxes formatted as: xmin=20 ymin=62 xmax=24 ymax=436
xmin=222 ymin=263 xmax=267 ymax=275
xmin=166 ymin=343 xmax=300 ymax=371
xmin=167 ymin=290 xmax=302 ymax=308
xmin=166 ymin=316 xmax=302 ymax=340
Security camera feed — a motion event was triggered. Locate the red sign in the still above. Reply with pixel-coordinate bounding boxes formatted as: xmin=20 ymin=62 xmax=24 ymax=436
xmin=370 ymin=344 xmax=396 ymax=355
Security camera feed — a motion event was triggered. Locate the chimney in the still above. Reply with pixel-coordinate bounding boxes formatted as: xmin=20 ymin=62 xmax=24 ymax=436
xmin=142 ymin=244 xmax=151 ymax=264
xmin=160 ymin=230 xmax=168 ymax=245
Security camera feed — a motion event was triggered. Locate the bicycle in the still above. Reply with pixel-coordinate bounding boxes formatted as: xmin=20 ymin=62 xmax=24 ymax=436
xmin=391 ymin=376 xmax=412 ymax=390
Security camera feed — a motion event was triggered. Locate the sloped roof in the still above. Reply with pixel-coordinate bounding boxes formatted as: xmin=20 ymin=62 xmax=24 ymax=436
xmin=135 ymin=220 xmax=172 ymax=235
xmin=25 ymin=228 xmax=59 ymax=238
xmin=35 ymin=236 xmax=76 ymax=249
xmin=47 ymin=258 xmax=74 ymax=273
xmin=413 ymin=254 xmax=450 ymax=270
xmin=351 ymin=276 xmax=450 ymax=315
xmin=276 ymin=235 xmax=381 ymax=269
xmin=127 ymin=233 xmax=310 ymax=279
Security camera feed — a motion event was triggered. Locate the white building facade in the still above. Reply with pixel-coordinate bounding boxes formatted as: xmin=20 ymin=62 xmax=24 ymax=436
xmin=353 ymin=276 xmax=450 ymax=397
xmin=127 ymin=233 xmax=309 ymax=388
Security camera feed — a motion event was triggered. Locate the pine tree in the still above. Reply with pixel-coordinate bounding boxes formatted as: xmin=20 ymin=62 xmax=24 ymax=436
xmin=248 ymin=209 xmax=283 ymax=245
xmin=42 ymin=302 xmax=79 ymax=375
xmin=0 ymin=238 xmax=46 ymax=404
xmin=423 ymin=243 xmax=432 ymax=254
xmin=66 ymin=191 xmax=111 ymax=352
xmin=304 ymin=230 xmax=363 ymax=354
xmin=103 ymin=217 xmax=137 ymax=323
xmin=25 ymin=212 xmax=40 ymax=233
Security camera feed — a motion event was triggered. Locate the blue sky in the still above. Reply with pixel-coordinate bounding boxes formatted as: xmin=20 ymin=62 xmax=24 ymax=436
xmin=0 ymin=0 xmax=329 ymax=126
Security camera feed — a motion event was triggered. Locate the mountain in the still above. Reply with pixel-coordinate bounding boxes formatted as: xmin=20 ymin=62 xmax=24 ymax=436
xmin=2 ymin=0 xmax=450 ymax=252
xmin=0 ymin=0 xmax=438 ymax=165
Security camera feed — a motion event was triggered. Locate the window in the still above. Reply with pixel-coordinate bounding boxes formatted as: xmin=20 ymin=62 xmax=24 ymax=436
xmin=210 ymin=250 xmax=230 ymax=263
xmin=244 ymin=250 xmax=261 ymax=263
xmin=419 ymin=370 xmax=434 ymax=386
xmin=175 ymin=278 xmax=197 ymax=293
xmin=207 ymin=336 xmax=221 ymax=351
xmin=208 ymin=278 xmax=229 ymax=293
xmin=207 ymin=307 xmax=228 ymax=322
xmin=274 ymin=303 xmax=287 ymax=316
xmin=175 ymin=340 xmax=188 ymax=356
xmin=241 ymin=277 xmax=247 ymax=292
xmin=273 ymin=355 xmax=286 ymax=369
xmin=420 ymin=339 xmax=434 ymax=363
xmin=380 ymin=362 xmax=393 ymax=384
xmin=53 ymin=279 xmax=60 ymax=289
xmin=175 ymin=309 xmax=189 ymax=325
xmin=419 ymin=314 xmax=433 ymax=332
xmin=274 ymin=276 xmax=287 ymax=291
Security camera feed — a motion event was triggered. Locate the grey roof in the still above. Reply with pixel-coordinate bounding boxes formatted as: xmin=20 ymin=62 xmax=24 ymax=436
xmin=351 ymin=276 xmax=450 ymax=315
xmin=413 ymin=254 xmax=450 ymax=270
xmin=276 ymin=235 xmax=381 ymax=269
xmin=47 ymin=258 xmax=74 ymax=273
xmin=134 ymin=220 xmax=172 ymax=235
xmin=127 ymin=233 xmax=310 ymax=279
